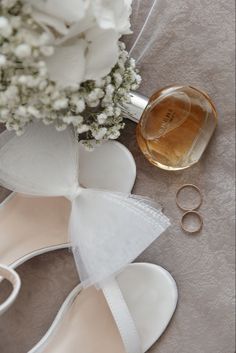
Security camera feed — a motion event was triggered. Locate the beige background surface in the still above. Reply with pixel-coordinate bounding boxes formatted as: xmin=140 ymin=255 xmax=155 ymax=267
xmin=0 ymin=0 xmax=235 ymax=352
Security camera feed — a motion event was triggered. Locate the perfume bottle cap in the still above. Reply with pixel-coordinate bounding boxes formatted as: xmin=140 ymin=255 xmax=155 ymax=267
xmin=119 ymin=92 xmax=148 ymax=123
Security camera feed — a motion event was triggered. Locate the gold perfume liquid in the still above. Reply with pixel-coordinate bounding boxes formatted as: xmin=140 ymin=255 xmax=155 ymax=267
xmin=121 ymin=86 xmax=217 ymax=171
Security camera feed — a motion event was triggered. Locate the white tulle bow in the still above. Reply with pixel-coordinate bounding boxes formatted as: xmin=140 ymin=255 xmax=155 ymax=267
xmin=0 ymin=122 xmax=170 ymax=287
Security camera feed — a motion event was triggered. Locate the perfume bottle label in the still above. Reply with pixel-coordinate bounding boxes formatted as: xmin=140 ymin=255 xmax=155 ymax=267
xmin=158 ymin=109 xmax=176 ymax=135
xmin=141 ymin=92 xmax=191 ymax=140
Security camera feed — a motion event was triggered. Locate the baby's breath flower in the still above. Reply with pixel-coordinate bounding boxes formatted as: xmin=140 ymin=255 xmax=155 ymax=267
xmin=105 ymin=106 xmax=114 ymax=116
xmin=108 ymin=130 xmax=120 ymax=139
xmin=27 ymin=106 xmax=41 ymax=119
xmin=63 ymin=115 xmax=83 ymax=125
xmin=0 ymin=109 xmax=9 ymax=122
xmin=113 ymin=71 xmax=123 ymax=87
xmin=53 ymin=98 xmax=68 ymax=110
xmin=114 ymin=107 xmax=121 ymax=117
xmin=77 ymin=124 xmax=90 ymax=133
xmin=14 ymin=43 xmax=32 ymax=58
xmin=55 ymin=122 xmax=67 ymax=131
xmin=106 ymin=84 xmax=115 ymax=96
xmin=0 ymin=16 xmax=12 ymax=37
xmin=82 ymin=140 xmax=96 ymax=151
xmin=95 ymin=78 xmax=106 ymax=88
xmin=10 ymin=16 xmax=21 ymax=29
xmin=92 ymin=127 xmax=107 ymax=140
xmin=71 ymin=96 xmax=85 ymax=113
xmin=0 ymin=0 xmax=141 ymax=144
xmin=0 ymin=54 xmax=6 ymax=67
xmin=97 ymin=113 xmax=107 ymax=124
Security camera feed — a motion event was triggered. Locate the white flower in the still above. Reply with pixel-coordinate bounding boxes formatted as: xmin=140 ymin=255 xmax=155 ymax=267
xmin=0 ymin=16 xmax=12 ymax=37
xmin=77 ymin=124 xmax=90 ymax=133
xmin=83 ymin=141 xmax=95 ymax=152
xmin=0 ymin=55 xmax=6 ymax=67
xmin=92 ymin=127 xmax=107 ymax=140
xmin=5 ymin=85 xmax=18 ymax=100
xmin=97 ymin=113 xmax=107 ymax=124
xmin=23 ymin=0 xmax=132 ymax=87
xmin=16 ymin=128 xmax=25 ymax=136
xmin=14 ymin=44 xmax=32 ymax=58
xmin=70 ymin=95 xmax=85 ymax=113
xmin=0 ymin=108 xmax=9 ymax=122
xmin=108 ymin=130 xmax=120 ymax=139
xmin=91 ymin=0 xmax=133 ymax=35
xmin=27 ymin=106 xmax=41 ymax=119
xmin=38 ymin=80 xmax=48 ymax=90
xmin=55 ymin=122 xmax=67 ymax=131
xmin=42 ymin=118 xmax=52 ymax=125
xmin=50 ymin=91 xmax=60 ymax=100
xmin=106 ymin=84 xmax=115 ymax=96
xmin=76 ymin=102 xmax=85 ymax=114
xmin=113 ymin=71 xmax=123 ymax=87
xmin=10 ymin=16 xmax=21 ymax=29
xmin=63 ymin=115 xmax=83 ymax=125
xmin=129 ymin=58 xmax=136 ymax=68
xmin=53 ymin=98 xmax=68 ymax=110
xmin=114 ymin=107 xmax=121 ymax=117
xmin=16 ymin=106 xmax=28 ymax=117
xmin=26 ymin=0 xmax=87 ymax=27
xmin=87 ymin=99 xmax=100 ymax=108
xmin=86 ymin=88 xmax=104 ymax=103
xmin=95 ymin=78 xmax=106 ymax=88
xmin=0 ymin=93 xmax=7 ymax=106
xmin=0 ymin=0 xmax=140 ymax=145
xmin=38 ymin=33 xmax=51 ymax=46
xmin=18 ymin=75 xmax=28 ymax=85
xmin=105 ymin=106 xmax=114 ymax=116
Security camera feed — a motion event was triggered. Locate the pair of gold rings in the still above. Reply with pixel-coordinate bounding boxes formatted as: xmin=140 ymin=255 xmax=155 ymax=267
xmin=176 ymin=184 xmax=203 ymax=234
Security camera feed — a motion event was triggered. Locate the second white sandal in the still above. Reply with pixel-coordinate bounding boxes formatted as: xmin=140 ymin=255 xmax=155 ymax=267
xmin=29 ymin=263 xmax=178 ymax=353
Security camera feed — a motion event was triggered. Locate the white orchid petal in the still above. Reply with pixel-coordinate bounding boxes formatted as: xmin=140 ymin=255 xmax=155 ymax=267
xmin=55 ymin=14 xmax=95 ymax=45
xmin=92 ymin=0 xmax=133 ymax=34
xmin=85 ymin=28 xmax=119 ymax=80
xmin=25 ymin=0 xmax=88 ymax=23
xmin=45 ymin=40 xmax=86 ymax=87
xmin=32 ymin=10 xmax=69 ymax=35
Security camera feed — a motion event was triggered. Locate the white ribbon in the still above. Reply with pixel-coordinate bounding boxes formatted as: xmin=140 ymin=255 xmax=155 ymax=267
xmin=0 ymin=122 xmax=170 ymax=288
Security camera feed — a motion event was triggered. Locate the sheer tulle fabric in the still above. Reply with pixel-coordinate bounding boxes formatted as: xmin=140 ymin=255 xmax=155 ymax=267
xmin=127 ymin=0 xmax=160 ymax=64
xmin=0 ymin=122 xmax=170 ymax=287
xmin=70 ymin=189 xmax=169 ymax=287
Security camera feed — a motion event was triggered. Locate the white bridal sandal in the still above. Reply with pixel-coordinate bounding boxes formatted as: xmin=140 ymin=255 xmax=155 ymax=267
xmin=29 ymin=263 xmax=178 ymax=353
xmin=0 ymin=122 xmax=177 ymax=349
xmin=0 ymin=122 xmax=178 ymax=350
xmin=0 ymin=133 xmax=136 ymax=312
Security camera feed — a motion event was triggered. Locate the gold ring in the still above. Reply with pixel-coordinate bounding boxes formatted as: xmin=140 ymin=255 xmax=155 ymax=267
xmin=181 ymin=211 xmax=203 ymax=234
xmin=176 ymin=184 xmax=203 ymax=211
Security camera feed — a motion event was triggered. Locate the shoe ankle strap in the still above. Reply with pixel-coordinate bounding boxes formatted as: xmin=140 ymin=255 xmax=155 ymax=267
xmin=0 ymin=264 xmax=21 ymax=315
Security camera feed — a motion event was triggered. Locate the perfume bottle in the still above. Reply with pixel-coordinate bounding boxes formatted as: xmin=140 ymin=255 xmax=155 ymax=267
xmin=121 ymin=85 xmax=217 ymax=171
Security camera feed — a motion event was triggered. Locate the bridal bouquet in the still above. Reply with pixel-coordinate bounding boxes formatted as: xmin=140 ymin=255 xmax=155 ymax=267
xmin=0 ymin=0 xmax=141 ymax=146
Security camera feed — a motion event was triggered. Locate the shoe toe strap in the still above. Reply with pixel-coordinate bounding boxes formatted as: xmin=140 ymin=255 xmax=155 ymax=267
xmin=102 ymin=278 xmax=143 ymax=353
xmin=0 ymin=264 xmax=21 ymax=315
